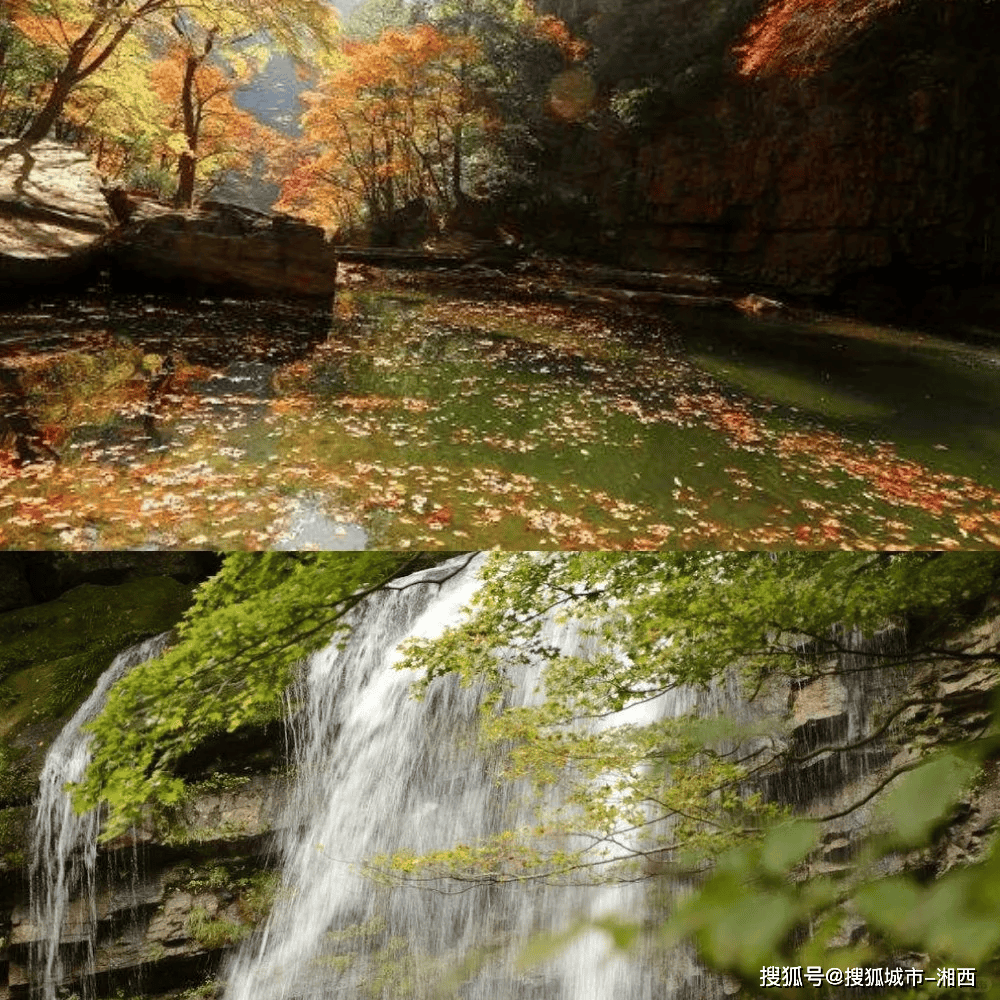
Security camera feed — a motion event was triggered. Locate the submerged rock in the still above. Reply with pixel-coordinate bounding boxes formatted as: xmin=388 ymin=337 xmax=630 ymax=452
xmin=110 ymin=201 xmax=339 ymax=298
xmin=0 ymin=138 xmax=112 ymax=293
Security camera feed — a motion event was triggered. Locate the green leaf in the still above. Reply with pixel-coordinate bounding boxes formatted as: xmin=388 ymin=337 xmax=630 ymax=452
xmin=700 ymin=888 xmax=800 ymax=973
xmin=760 ymin=821 xmax=818 ymax=875
xmin=593 ymin=916 xmax=641 ymax=952
xmin=854 ymin=876 xmax=924 ymax=941
xmin=880 ymin=751 xmax=978 ymax=847
xmin=515 ymin=922 xmax=586 ymax=971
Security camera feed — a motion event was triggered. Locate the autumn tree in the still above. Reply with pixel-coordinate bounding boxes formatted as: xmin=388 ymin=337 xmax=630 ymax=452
xmin=416 ymin=0 xmax=591 ymax=216
xmin=345 ymin=0 xmax=415 ymax=43
xmin=275 ymin=3 xmax=586 ymax=237
xmin=150 ymin=27 xmax=272 ymax=206
xmin=6 ymin=0 xmax=337 ymax=145
xmin=49 ymin=34 xmax=165 ymax=174
xmin=0 ymin=0 xmax=58 ymax=134
xmin=536 ymin=0 xmax=757 ymax=126
xmin=276 ymin=24 xmax=481 ymax=235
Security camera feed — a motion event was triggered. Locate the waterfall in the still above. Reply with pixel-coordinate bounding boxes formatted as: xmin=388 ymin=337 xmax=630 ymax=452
xmin=23 ymin=562 xmax=919 ymax=999
xmin=223 ymin=556 xmax=702 ymax=1000
xmin=29 ymin=633 xmax=171 ymax=1000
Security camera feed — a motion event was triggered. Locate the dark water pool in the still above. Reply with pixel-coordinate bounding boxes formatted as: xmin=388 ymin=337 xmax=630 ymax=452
xmin=2 ymin=284 xmax=999 ymax=549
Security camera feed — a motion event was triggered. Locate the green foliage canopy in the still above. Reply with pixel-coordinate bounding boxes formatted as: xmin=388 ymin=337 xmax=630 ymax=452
xmin=392 ymin=552 xmax=1000 ymax=994
xmin=75 ymin=552 xmax=456 ymax=839
xmin=73 ymin=551 xmax=1000 ymax=992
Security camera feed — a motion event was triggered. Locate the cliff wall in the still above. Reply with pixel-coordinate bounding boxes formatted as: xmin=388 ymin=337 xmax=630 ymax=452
xmin=543 ymin=0 xmax=1000 ymax=315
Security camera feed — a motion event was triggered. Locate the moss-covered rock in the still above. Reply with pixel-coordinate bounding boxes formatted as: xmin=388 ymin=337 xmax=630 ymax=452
xmin=0 ymin=555 xmax=34 ymax=613
xmin=5 ymin=774 xmax=288 ymax=998
xmin=0 ymin=804 xmax=31 ymax=869
xmin=0 ymin=575 xmax=195 ymax=811
xmin=19 ymin=553 xmax=221 ymax=603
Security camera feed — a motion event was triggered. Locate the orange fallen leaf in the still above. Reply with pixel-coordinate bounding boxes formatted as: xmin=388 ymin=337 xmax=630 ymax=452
xmin=426 ymin=505 xmax=453 ymax=527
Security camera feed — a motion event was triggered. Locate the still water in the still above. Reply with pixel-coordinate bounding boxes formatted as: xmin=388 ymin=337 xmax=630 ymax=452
xmin=2 ymin=280 xmax=999 ymax=549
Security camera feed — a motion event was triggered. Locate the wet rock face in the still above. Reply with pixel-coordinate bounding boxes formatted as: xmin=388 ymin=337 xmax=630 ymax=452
xmin=110 ymin=202 xmax=339 ymax=298
xmin=2 ymin=607 xmax=998 ymax=999
xmin=0 ymin=553 xmax=221 ymax=612
xmin=18 ymin=552 xmax=222 ymax=604
xmin=0 ymin=139 xmax=112 ymax=293
xmin=621 ymin=74 xmax=998 ymax=300
xmin=550 ymin=0 xmax=1000 ymax=304
xmin=0 ymin=556 xmax=34 ymax=614
xmin=4 ymin=775 xmax=287 ymax=998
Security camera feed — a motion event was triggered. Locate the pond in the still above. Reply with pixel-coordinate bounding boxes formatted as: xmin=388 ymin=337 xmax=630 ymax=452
xmin=2 ymin=278 xmax=1000 ymax=549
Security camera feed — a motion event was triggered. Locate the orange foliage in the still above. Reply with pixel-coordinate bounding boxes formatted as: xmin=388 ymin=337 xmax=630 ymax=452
xmin=150 ymin=44 xmax=269 ymax=182
xmin=10 ymin=11 xmax=84 ymax=52
xmin=733 ymin=0 xmax=901 ymax=78
xmin=337 ymin=24 xmax=479 ymax=93
xmin=531 ymin=13 xmax=589 ymax=63
xmin=274 ymin=6 xmax=588 ymax=232
xmin=276 ymin=24 xmax=480 ymax=232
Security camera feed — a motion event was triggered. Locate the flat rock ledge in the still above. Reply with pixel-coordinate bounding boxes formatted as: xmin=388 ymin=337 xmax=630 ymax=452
xmin=1 ymin=138 xmax=338 ymax=300
xmin=0 ymin=138 xmax=113 ymax=293
xmin=110 ymin=201 xmax=339 ymax=298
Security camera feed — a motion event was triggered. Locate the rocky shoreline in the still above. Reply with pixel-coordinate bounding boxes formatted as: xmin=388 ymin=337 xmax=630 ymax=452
xmin=4 ymin=137 xmax=1000 ymax=333
xmin=0 ymin=141 xmax=768 ymax=318
xmin=0 ymin=138 xmax=113 ymax=293
xmin=1 ymin=138 xmax=341 ymax=300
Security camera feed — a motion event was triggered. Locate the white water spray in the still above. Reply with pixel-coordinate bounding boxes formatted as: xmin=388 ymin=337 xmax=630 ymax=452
xmin=29 ymin=633 xmax=171 ymax=1000
xmin=223 ymin=557 xmax=702 ymax=1000
xmin=23 ymin=566 xmax=914 ymax=1000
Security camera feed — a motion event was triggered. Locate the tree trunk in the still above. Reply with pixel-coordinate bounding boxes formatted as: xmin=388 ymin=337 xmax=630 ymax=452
xmin=451 ymin=121 xmax=462 ymax=203
xmin=20 ymin=74 xmax=75 ymax=142
xmin=19 ymin=14 xmax=113 ymax=142
xmin=171 ymin=28 xmax=216 ymax=208
xmin=175 ymin=153 xmax=196 ymax=207
xmin=173 ymin=51 xmax=200 ymax=207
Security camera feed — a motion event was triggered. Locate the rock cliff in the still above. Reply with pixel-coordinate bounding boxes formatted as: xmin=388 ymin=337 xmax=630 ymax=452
xmin=4 ymin=768 xmax=289 ymax=999
xmin=0 ymin=141 xmax=339 ymax=300
xmin=539 ymin=0 xmax=1000 ymax=317
xmin=109 ymin=203 xmax=340 ymax=299
xmin=0 ymin=139 xmax=112 ymax=294
xmin=0 ymin=564 xmax=282 ymax=999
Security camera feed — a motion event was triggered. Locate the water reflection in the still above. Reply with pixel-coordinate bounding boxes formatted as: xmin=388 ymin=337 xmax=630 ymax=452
xmin=676 ymin=307 xmax=1000 ymax=482
xmin=2 ymin=284 xmax=1000 ymax=550
xmin=274 ymin=494 xmax=368 ymax=550
xmin=1 ymin=292 xmax=331 ymax=466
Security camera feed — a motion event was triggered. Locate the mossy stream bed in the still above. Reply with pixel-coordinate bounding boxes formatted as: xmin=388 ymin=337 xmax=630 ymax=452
xmin=3 ymin=280 xmax=1000 ymax=549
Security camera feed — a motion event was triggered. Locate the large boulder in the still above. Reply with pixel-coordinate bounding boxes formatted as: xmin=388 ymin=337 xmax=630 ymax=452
xmin=0 ymin=138 xmax=113 ymax=294
xmin=110 ymin=201 xmax=339 ymax=298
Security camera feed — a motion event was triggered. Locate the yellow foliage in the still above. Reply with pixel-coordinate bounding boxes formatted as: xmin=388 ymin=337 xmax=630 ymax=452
xmin=149 ymin=43 xmax=274 ymax=184
xmin=275 ymin=24 xmax=482 ymax=232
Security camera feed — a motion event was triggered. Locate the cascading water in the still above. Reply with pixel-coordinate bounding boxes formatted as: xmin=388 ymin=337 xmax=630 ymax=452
xmin=22 ymin=562 xmax=922 ymax=1000
xmin=29 ymin=633 xmax=171 ymax=1000
xmin=223 ymin=557 xmax=703 ymax=1000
